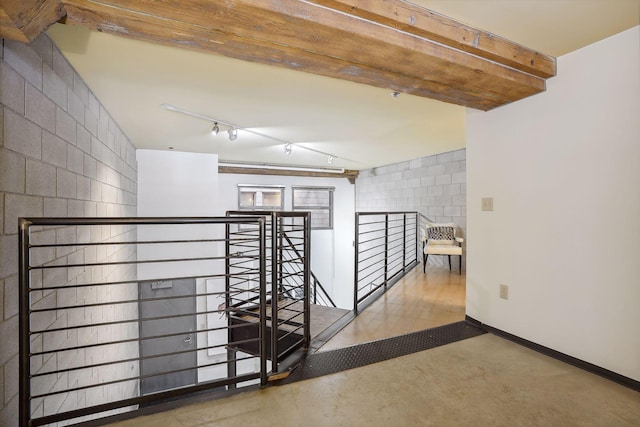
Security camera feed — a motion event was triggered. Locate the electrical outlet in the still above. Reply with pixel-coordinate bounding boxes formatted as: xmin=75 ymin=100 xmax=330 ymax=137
xmin=499 ymin=284 xmax=509 ymax=300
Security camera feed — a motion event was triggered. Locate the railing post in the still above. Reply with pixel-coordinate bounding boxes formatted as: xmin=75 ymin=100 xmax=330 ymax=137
xmin=259 ymin=217 xmax=268 ymax=386
xmin=278 ymin=214 xmax=284 ymax=296
xmin=271 ymin=213 xmax=279 ymax=373
xmin=19 ymin=219 xmax=31 ymax=427
xmin=353 ymin=212 xmax=360 ymax=312
xmin=225 ymin=219 xmax=237 ymax=389
xmin=415 ymin=212 xmax=419 ymax=265
xmin=402 ymin=213 xmax=407 ymax=272
xmin=384 ymin=214 xmax=389 ymax=290
xmin=303 ymin=213 xmax=311 ymax=348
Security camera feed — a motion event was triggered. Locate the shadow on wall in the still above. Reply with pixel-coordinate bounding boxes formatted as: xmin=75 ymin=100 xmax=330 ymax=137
xmin=0 ymin=34 xmax=138 ymax=427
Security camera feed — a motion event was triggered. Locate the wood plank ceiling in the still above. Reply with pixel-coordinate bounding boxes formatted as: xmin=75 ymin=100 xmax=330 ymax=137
xmin=0 ymin=0 xmax=556 ymax=112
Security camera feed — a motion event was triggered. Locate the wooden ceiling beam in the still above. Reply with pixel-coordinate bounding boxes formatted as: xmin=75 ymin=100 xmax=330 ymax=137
xmin=59 ymin=1 xmax=505 ymax=109
xmin=311 ymin=0 xmax=556 ymax=79
xmin=0 ymin=0 xmax=65 ymax=43
xmin=62 ymin=0 xmax=548 ymax=110
xmin=219 ymin=165 xmax=359 ymax=182
xmin=1 ymin=0 xmax=556 ymax=110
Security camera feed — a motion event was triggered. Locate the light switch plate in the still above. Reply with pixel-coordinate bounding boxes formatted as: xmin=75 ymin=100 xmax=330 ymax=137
xmin=500 ymin=284 xmax=509 ymax=300
xmin=481 ymin=197 xmax=494 ymax=211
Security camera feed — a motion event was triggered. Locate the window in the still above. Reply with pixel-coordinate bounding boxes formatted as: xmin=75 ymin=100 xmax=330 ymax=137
xmin=238 ymin=185 xmax=284 ymax=211
xmin=292 ymin=186 xmax=334 ymax=230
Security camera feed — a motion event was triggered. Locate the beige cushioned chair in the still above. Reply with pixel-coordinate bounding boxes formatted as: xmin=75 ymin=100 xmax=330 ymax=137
xmin=422 ymin=223 xmax=463 ymax=274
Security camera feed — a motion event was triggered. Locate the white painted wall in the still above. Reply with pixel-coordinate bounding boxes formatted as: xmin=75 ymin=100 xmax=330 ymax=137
xmin=466 ymin=26 xmax=640 ymax=381
xmin=136 ymin=150 xmax=220 ymax=279
xmin=137 ymin=150 xmax=218 ymax=216
xmin=218 ymin=173 xmax=356 ymax=309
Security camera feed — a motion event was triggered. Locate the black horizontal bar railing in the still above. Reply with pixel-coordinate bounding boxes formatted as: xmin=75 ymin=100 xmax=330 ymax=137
xmin=19 ymin=216 xmax=267 ymax=427
xmin=226 ymin=211 xmax=311 ymax=373
xmin=225 ymin=211 xmax=332 ymax=308
xmin=353 ymin=212 xmax=418 ymax=311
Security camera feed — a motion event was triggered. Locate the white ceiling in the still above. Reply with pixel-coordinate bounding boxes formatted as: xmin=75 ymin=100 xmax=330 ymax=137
xmin=47 ymin=0 xmax=639 ymax=171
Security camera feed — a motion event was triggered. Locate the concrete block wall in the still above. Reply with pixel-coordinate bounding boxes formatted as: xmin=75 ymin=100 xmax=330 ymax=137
xmin=0 ymin=35 xmax=138 ymax=426
xmin=356 ymin=149 xmax=466 ymax=270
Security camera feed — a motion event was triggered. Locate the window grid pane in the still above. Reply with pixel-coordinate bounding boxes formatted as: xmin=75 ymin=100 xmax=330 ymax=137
xmin=307 ymin=209 xmax=331 ymax=229
xmin=292 ymin=187 xmax=333 ymax=230
xmin=261 ymin=191 xmax=282 ymax=208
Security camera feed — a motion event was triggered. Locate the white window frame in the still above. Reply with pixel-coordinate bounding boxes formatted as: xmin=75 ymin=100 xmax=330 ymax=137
xmin=237 ymin=184 xmax=285 ymax=211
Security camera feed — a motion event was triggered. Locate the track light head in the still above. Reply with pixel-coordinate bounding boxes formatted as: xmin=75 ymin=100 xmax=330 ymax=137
xmin=284 ymin=143 xmax=292 ymax=155
xmin=211 ymin=122 xmax=220 ymax=135
xmin=227 ymin=128 xmax=238 ymax=141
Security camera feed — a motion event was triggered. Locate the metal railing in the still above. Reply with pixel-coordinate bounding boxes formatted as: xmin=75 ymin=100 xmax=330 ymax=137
xmin=354 ymin=212 xmax=418 ymax=311
xmin=417 ymin=211 xmax=437 ymax=243
xmin=226 ymin=211 xmax=311 ymax=373
xmin=227 ymin=210 xmax=335 ymax=308
xmin=417 ymin=211 xmax=431 ymax=265
xmin=19 ymin=216 xmax=272 ymax=426
xmin=310 ymin=271 xmax=338 ymax=307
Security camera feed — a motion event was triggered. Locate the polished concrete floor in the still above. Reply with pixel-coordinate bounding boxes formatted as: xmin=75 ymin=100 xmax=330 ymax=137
xmin=321 ymin=265 xmax=466 ymax=351
xmin=109 ymin=333 xmax=640 ymax=426
xmin=106 ymin=266 xmax=640 ymax=426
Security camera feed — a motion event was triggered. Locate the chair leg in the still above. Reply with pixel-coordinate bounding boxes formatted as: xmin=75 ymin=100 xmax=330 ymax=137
xmin=448 ymin=255 xmax=451 ymax=271
xmin=459 ymin=255 xmax=462 ymax=275
xmin=423 ymin=254 xmax=428 ymax=273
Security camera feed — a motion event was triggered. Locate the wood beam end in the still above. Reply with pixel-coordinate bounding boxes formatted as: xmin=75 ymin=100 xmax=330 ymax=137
xmin=0 ymin=0 xmax=66 ymax=43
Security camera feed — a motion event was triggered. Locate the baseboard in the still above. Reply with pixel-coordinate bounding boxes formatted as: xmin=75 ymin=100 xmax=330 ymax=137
xmin=465 ymin=315 xmax=640 ymax=393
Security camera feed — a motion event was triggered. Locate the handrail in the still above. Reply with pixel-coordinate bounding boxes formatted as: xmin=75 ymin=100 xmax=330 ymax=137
xmin=281 ymin=232 xmax=337 ymax=308
xmin=417 ymin=212 xmax=437 ymax=234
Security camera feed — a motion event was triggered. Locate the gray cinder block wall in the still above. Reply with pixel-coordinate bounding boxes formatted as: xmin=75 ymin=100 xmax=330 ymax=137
xmin=356 ymin=149 xmax=466 ymax=270
xmin=0 ymin=35 xmax=137 ymax=426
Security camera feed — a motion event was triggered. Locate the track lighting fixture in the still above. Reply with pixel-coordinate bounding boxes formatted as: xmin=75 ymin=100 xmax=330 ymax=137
xmin=162 ymin=104 xmax=342 ymax=164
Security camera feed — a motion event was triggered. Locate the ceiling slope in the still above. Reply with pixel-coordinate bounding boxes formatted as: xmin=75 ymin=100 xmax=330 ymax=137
xmin=0 ymin=0 xmax=555 ymax=111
